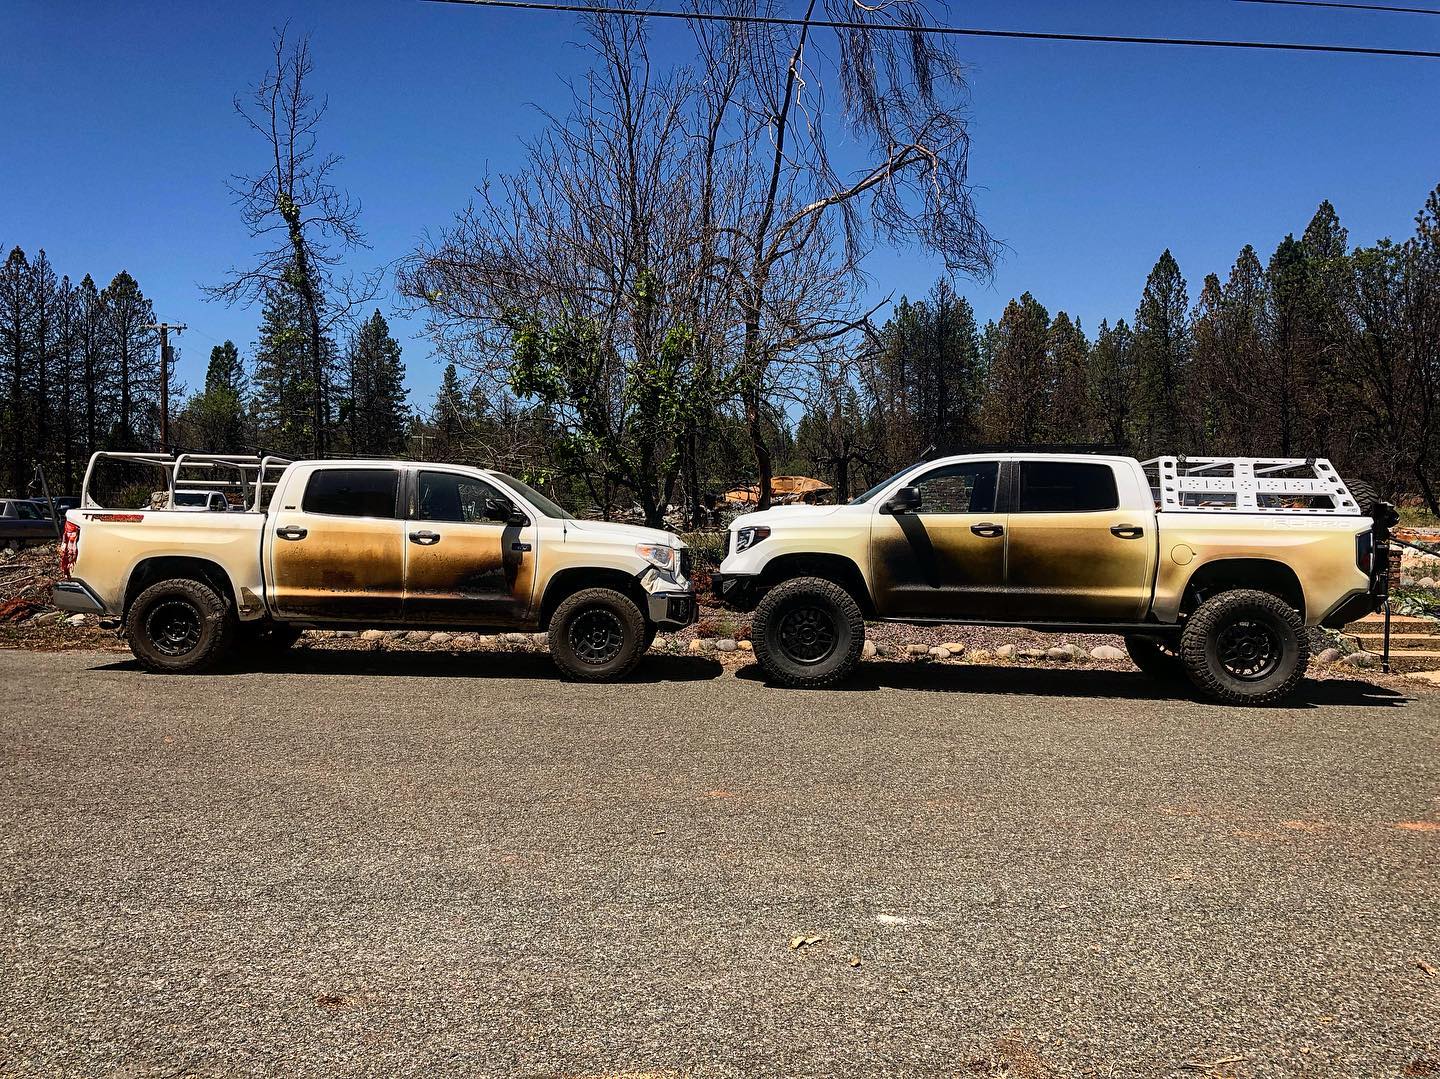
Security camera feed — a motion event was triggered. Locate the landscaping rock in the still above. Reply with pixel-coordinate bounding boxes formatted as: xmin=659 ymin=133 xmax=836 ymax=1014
xmin=477 ymin=635 xmax=498 ymax=647
xmin=333 ymin=630 xmax=359 ymax=638
xmin=406 ymin=631 xmax=432 ymax=643
xmin=1422 ymin=577 xmax=1438 ymax=589
xmin=874 ymin=642 xmax=896 ymax=658
xmin=1315 ymin=647 xmax=1342 ymax=664
xmin=689 ymin=638 xmax=714 ymax=653
xmin=531 ymin=633 xmax=549 ymax=647
xmin=737 ymin=640 xmax=753 ymax=652
xmin=1090 ymin=645 xmax=1125 ymax=661
xmin=502 ymin=632 xmax=529 ymax=645
xmin=429 ymin=632 xmax=453 ymax=645
xmin=903 ymin=643 xmax=930 ymax=656
xmin=994 ymin=644 xmax=1016 ymax=659
xmin=1018 ymin=647 xmax=1047 ymax=661
xmin=967 ymin=648 xmax=992 ymax=663
xmin=360 ymin=629 xmax=386 ymax=641
xmin=64 ymin=613 xmax=86 ymax=626
xmin=1342 ymin=651 xmax=1379 ymax=668
xmin=382 ymin=629 xmax=406 ymax=639
xmin=928 ymin=645 xmax=951 ymax=660
xmin=940 ymin=641 xmax=965 ymax=655
xmin=1045 ymin=646 xmax=1074 ymax=662
xmin=862 ymin=639 xmax=877 ymax=658
xmin=715 ymin=638 xmax=739 ymax=652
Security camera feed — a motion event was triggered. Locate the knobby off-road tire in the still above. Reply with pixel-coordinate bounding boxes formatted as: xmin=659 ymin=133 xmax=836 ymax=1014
xmin=549 ymin=587 xmax=647 ymax=682
xmin=125 ymin=577 xmax=236 ymax=674
xmin=752 ymin=576 xmax=865 ymax=689
xmin=1343 ymin=478 xmax=1380 ymax=518
xmin=1180 ymin=589 xmax=1309 ymax=706
xmin=1124 ymin=635 xmax=1186 ymax=681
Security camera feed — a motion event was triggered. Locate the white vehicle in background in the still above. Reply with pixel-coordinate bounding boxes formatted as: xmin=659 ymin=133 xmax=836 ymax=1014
xmin=52 ymin=452 xmax=696 ymax=682
xmin=171 ymin=489 xmax=232 ymax=512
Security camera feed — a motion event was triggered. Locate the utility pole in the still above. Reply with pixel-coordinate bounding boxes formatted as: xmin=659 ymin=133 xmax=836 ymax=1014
xmin=145 ymin=322 xmax=186 ymax=454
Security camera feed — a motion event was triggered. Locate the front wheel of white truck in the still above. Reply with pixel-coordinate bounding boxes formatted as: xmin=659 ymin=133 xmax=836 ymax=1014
xmin=752 ymin=576 xmax=865 ymax=689
xmin=548 ymin=587 xmax=647 ymax=682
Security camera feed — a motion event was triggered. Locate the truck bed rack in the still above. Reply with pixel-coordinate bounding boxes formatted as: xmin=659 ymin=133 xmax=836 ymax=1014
xmin=80 ymin=452 xmax=295 ymax=513
xmin=1142 ymin=456 xmax=1362 ymax=514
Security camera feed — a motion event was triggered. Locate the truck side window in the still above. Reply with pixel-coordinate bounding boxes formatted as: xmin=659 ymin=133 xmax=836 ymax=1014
xmin=912 ymin=462 xmax=998 ymax=514
xmin=1018 ymin=462 xmax=1118 ymax=513
xmin=302 ymin=469 xmax=400 ymax=518
xmin=417 ymin=472 xmax=507 ymax=524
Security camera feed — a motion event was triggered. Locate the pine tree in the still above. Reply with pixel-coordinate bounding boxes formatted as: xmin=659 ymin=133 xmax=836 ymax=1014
xmin=1132 ymin=250 xmax=1191 ymax=455
xmin=0 ymin=247 xmax=33 ymax=494
xmin=1045 ymin=312 xmax=1090 ymax=443
xmin=75 ymin=275 xmax=110 ymax=461
xmin=1088 ymin=319 xmax=1135 ymax=451
xmin=30 ymin=250 xmax=58 ymax=477
xmin=53 ymin=276 xmax=82 ymax=491
xmin=978 ymin=293 xmax=1050 ymax=444
xmin=178 ymin=341 xmax=249 ymax=453
xmin=345 ymin=310 xmax=407 ymax=455
xmin=251 ymin=281 xmax=319 ymax=456
xmin=432 ymin=362 xmax=466 ymax=454
xmin=100 ymin=270 xmax=158 ymax=449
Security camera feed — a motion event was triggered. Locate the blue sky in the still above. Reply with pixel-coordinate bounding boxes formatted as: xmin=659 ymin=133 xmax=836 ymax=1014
xmin=2 ymin=0 xmax=1436 ymax=409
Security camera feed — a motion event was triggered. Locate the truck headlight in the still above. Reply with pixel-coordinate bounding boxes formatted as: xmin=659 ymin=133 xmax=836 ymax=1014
xmin=636 ymin=543 xmax=676 ymax=571
xmin=735 ymin=526 xmax=770 ymax=552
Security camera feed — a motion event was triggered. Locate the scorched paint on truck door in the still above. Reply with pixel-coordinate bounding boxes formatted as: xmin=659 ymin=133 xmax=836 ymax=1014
xmin=268 ymin=467 xmax=406 ymax=621
xmin=1002 ymin=460 xmax=1154 ymax=621
xmin=402 ymin=470 xmax=537 ymax=625
xmin=869 ymin=460 xmax=1009 ymax=619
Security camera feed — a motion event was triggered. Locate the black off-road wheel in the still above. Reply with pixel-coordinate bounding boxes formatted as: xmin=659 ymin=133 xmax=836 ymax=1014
xmin=125 ymin=577 xmax=236 ymax=674
xmin=1180 ymin=589 xmax=1309 ymax=706
xmin=549 ymin=587 xmax=647 ymax=682
xmin=1125 ymin=634 xmax=1186 ymax=681
xmin=752 ymin=576 xmax=865 ymax=688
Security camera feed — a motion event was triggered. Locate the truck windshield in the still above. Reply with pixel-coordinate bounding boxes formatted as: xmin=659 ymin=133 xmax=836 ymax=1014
xmin=492 ymin=473 xmax=574 ymax=520
xmin=848 ymin=467 xmax=917 ymax=506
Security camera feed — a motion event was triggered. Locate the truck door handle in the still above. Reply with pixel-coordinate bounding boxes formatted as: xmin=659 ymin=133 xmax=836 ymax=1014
xmin=275 ymin=525 xmax=308 ymax=541
xmin=970 ymin=522 xmax=1005 ymax=538
xmin=408 ymin=530 xmax=441 ymax=546
xmin=1110 ymin=524 xmax=1144 ymax=538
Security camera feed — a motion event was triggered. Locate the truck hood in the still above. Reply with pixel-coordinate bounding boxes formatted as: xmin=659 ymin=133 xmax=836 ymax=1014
xmin=564 ymin=518 xmax=684 ymax=548
xmin=730 ymin=504 xmax=845 ymax=531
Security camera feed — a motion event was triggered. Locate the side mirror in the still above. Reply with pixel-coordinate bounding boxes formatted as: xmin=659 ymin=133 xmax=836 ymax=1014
xmin=882 ymin=486 xmax=921 ymax=515
xmin=484 ymin=497 xmax=513 ymax=524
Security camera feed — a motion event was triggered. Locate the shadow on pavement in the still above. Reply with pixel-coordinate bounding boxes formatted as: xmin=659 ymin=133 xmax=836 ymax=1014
xmin=89 ymin=648 xmax=726 ymax=684
xmin=735 ymin=661 xmax=1412 ymax=708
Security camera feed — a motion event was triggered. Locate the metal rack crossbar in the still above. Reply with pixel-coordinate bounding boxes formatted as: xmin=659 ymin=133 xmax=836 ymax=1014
xmin=1142 ymin=456 xmax=1361 ymax=514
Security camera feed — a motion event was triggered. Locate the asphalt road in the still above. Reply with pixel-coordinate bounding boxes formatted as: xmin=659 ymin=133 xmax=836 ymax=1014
xmin=2 ymin=648 xmax=1438 ymax=1079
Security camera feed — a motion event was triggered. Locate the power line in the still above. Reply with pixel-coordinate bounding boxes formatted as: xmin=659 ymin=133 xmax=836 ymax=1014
xmin=420 ymin=0 xmax=1440 ymax=57
xmin=1235 ymin=0 xmax=1440 ymax=15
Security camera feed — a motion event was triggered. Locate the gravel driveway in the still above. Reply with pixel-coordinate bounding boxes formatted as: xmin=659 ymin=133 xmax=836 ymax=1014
xmin=2 ymin=648 xmax=1437 ymax=1078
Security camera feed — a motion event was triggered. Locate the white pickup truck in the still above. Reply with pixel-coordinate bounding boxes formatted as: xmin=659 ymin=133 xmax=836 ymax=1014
xmin=53 ymin=453 xmax=696 ymax=681
xmin=714 ymin=453 xmax=1395 ymax=704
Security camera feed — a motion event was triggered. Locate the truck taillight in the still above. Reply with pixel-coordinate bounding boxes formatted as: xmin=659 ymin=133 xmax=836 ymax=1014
xmin=60 ymin=519 xmax=79 ymax=578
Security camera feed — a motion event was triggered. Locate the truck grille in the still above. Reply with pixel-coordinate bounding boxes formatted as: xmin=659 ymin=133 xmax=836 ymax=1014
xmin=678 ymin=549 xmax=692 ymax=579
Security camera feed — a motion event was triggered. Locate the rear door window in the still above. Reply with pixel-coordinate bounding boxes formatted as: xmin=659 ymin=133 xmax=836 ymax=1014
xmin=302 ymin=469 xmax=400 ymax=519
xmin=1017 ymin=461 xmax=1119 ymax=513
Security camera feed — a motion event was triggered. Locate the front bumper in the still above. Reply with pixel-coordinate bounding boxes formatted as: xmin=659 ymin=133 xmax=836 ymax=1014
xmin=712 ymin=571 xmax=760 ymax=610
xmin=647 ymin=591 xmax=698 ymax=627
xmin=51 ymin=579 xmax=105 ymax=614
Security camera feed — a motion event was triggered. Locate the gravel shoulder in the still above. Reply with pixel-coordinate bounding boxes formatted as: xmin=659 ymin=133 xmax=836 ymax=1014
xmin=2 ymin=649 xmax=1438 ymax=1079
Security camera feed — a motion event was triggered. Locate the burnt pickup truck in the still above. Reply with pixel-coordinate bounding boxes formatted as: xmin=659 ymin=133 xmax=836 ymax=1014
xmin=715 ymin=453 xmax=1395 ymax=704
xmin=53 ymin=452 xmax=696 ymax=680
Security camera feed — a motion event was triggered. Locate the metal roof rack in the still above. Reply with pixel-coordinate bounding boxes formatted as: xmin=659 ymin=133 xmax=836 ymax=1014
xmin=1142 ymin=456 xmax=1360 ymax=514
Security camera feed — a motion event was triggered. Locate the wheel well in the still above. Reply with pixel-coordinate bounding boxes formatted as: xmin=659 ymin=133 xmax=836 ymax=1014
xmin=1181 ymin=558 xmax=1305 ymax=619
xmin=123 ymin=557 xmax=238 ymax=616
xmin=538 ymin=567 xmax=646 ymax=629
xmin=758 ymin=553 xmax=875 ymax=617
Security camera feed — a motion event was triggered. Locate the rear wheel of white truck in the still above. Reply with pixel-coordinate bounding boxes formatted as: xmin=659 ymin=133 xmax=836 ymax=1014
xmin=125 ymin=578 xmax=236 ymax=674
xmin=752 ymin=576 xmax=865 ymax=688
xmin=549 ymin=587 xmax=647 ymax=682
xmin=1180 ymin=589 xmax=1308 ymax=706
